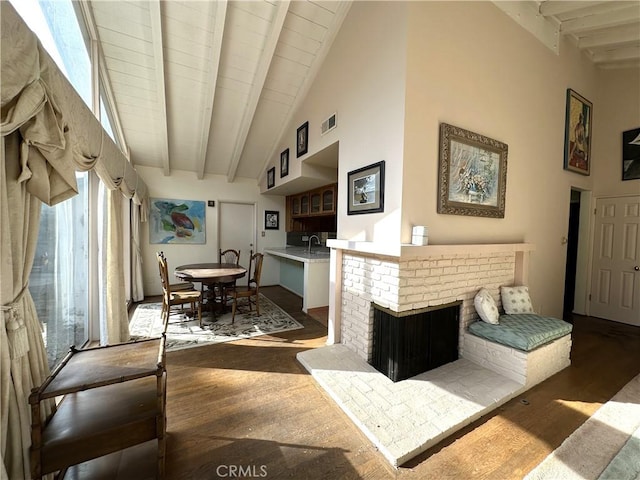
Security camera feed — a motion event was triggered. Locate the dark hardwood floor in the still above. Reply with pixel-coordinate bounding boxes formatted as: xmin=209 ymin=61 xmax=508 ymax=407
xmin=67 ymin=286 xmax=640 ymax=480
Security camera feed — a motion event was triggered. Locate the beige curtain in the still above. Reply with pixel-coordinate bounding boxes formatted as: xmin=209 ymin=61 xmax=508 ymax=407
xmin=131 ymin=204 xmax=145 ymax=303
xmin=0 ymin=133 xmax=54 ymax=480
xmin=1 ymin=3 xmax=149 ymax=476
xmin=104 ymin=189 xmax=130 ymax=344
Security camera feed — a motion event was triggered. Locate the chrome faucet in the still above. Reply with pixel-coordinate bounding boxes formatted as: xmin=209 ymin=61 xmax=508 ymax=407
xmin=307 ymin=234 xmax=321 ymax=254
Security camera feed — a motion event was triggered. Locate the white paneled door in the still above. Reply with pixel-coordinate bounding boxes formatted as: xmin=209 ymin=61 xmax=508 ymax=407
xmin=590 ymin=196 xmax=640 ymax=326
xmin=218 ymin=202 xmax=256 ymax=269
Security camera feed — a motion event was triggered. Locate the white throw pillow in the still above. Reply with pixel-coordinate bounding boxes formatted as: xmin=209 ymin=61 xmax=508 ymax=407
xmin=474 ymin=288 xmax=500 ymax=324
xmin=501 ymin=285 xmax=535 ymax=314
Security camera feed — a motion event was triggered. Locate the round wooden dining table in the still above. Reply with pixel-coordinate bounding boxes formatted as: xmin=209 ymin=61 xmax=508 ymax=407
xmin=174 ymin=263 xmax=246 ymax=316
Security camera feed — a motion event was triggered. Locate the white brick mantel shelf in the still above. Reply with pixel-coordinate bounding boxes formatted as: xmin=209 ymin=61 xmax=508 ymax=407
xmin=326 ymin=240 xmax=535 ymax=258
xmin=325 ymin=240 xmax=535 ymax=352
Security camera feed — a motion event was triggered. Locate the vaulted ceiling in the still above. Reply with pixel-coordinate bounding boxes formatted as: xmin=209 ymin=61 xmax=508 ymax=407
xmin=80 ymin=1 xmax=639 ymax=185
xmin=81 ymin=0 xmax=351 ymax=183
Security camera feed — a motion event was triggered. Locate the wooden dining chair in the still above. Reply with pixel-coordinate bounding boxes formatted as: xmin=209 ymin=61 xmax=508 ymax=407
xmin=220 ymin=248 xmax=241 ymax=265
xmin=230 ymin=251 xmax=264 ymax=323
xmin=217 ymin=248 xmax=241 ymax=308
xmin=156 ymin=252 xmax=203 ymax=328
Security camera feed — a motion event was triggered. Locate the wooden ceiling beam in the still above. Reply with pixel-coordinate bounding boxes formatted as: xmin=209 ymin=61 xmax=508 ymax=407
xmin=257 ymin=1 xmax=353 ymax=185
xmin=196 ymin=0 xmax=228 ymax=180
xmin=540 ymin=1 xmax=617 ymax=18
xmin=592 ymin=44 xmax=640 ymax=63
xmin=226 ymin=1 xmax=291 ymax=183
xmin=578 ymin=24 xmax=640 ymax=49
xmin=561 ymin=5 xmax=640 ymax=34
xmin=149 ymin=0 xmax=171 ymax=176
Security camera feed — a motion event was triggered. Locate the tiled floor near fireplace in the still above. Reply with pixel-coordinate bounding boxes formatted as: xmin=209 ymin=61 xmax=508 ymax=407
xmin=298 ymin=345 xmax=525 ymax=467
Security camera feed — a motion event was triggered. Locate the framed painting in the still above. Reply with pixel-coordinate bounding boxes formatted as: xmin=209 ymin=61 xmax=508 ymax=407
xmin=297 ymin=121 xmax=309 ymax=158
xmin=438 ymin=123 xmax=508 ymax=218
xmin=564 ymin=88 xmax=592 ymax=175
xmin=265 ymin=210 xmax=279 ymax=230
xmin=267 ymin=167 xmax=275 ymax=189
xmin=622 ymin=127 xmax=640 ymax=181
xmin=347 ymin=160 xmax=385 ymax=215
xmin=280 ymin=148 xmax=289 ymax=178
xmin=149 ymin=198 xmax=206 ymax=244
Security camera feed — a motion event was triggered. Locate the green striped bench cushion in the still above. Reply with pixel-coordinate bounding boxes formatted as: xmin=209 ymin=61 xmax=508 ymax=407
xmin=468 ymin=314 xmax=572 ymax=352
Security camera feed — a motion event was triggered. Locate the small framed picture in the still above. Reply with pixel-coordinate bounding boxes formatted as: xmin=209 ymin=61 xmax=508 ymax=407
xmin=564 ymin=88 xmax=592 ymax=176
xmin=280 ymin=148 xmax=289 ymax=177
xmin=297 ymin=121 xmax=309 ymax=158
xmin=264 ymin=210 xmax=279 ymax=230
xmin=267 ymin=167 xmax=275 ymax=189
xmin=347 ymin=161 xmax=385 ymax=215
xmin=622 ymin=127 xmax=640 ymax=181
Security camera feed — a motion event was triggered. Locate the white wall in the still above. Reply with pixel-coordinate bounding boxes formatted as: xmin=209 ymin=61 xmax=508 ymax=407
xmin=137 ymin=166 xmax=285 ymax=296
xmin=401 ymin=1 xmax=600 ymax=317
xmin=262 ymin=1 xmax=409 ymax=244
xmin=593 ymin=67 xmax=640 ymax=197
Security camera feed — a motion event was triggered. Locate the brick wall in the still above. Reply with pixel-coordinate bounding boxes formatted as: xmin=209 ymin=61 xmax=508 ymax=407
xmin=341 ymin=250 xmax=517 ymax=361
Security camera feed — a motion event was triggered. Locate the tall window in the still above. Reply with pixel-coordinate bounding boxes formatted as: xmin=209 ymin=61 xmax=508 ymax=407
xmin=12 ymin=0 xmax=133 ymax=367
xmin=30 ymin=173 xmax=89 ymax=367
xmin=12 ymin=0 xmax=94 ymax=368
xmin=11 ymin=0 xmax=92 ymax=108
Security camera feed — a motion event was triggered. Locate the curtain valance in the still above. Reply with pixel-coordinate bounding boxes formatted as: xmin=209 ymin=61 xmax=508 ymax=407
xmin=0 ymin=2 xmax=148 ymax=215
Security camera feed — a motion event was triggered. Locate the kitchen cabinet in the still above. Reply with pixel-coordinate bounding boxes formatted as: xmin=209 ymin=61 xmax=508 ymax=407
xmin=288 ymin=184 xmax=336 ymax=218
xmin=320 ymin=185 xmax=336 ymax=214
xmin=310 ymin=191 xmax=321 ymax=214
xmin=286 ymin=183 xmax=337 ymax=231
xmin=299 ymin=193 xmax=309 ymax=216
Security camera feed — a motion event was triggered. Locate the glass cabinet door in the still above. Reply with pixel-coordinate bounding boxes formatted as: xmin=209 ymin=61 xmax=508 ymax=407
xmin=300 ymin=194 xmax=309 ymax=215
xmin=322 ymin=188 xmax=334 ymax=213
xmin=310 ymin=192 xmax=321 ymax=213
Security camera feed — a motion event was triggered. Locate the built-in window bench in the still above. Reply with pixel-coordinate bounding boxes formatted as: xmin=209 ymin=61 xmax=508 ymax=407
xmin=462 ymin=318 xmax=572 ymax=388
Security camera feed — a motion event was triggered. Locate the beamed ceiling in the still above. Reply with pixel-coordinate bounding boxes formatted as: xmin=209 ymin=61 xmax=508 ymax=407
xmin=76 ymin=1 xmax=639 ymax=186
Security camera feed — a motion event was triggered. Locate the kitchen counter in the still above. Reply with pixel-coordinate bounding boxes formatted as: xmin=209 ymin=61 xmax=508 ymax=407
xmin=264 ymin=247 xmax=330 ymax=312
xmin=263 ymin=247 xmax=330 ymax=263
xmin=264 ymin=247 xmax=331 ymax=263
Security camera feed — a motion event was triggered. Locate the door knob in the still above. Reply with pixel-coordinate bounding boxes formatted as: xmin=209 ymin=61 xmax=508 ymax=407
xmin=635 ymin=266 xmax=640 ymax=271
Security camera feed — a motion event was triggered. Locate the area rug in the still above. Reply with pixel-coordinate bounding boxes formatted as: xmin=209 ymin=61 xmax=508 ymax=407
xmin=524 ymin=373 xmax=640 ymax=480
xmin=130 ymin=294 xmax=304 ymax=352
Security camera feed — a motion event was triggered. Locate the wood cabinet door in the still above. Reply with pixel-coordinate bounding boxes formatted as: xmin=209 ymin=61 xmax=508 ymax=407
xmin=321 ymin=186 xmax=335 ymax=214
xmin=310 ymin=191 xmax=321 ymax=214
xmin=291 ymin=196 xmax=300 ymax=217
xmin=300 ymin=194 xmax=309 ymax=215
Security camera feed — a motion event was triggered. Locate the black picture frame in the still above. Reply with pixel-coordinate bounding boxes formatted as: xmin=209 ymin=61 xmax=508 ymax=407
xmin=267 ymin=167 xmax=275 ymax=189
xmin=296 ymin=121 xmax=309 ymax=158
xmin=563 ymin=88 xmax=592 ymax=176
xmin=347 ymin=161 xmax=385 ymax=215
xmin=438 ymin=123 xmax=508 ymax=218
xmin=622 ymin=127 xmax=640 ymax=181
xmin=280 ymin=148 xmax=289 ymax=177
xmin=264 ymin=210 xmax=279 ymax=230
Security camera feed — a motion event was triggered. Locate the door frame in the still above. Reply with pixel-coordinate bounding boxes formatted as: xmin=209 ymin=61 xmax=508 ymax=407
xmin=217 ymin=200 xmax=257 ymax=266
xmin=572 ymin=189 xmax=593 ymax=316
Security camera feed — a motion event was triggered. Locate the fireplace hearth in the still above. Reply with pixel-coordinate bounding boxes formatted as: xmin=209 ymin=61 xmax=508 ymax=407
xmin=371 ymin=301 xmax=461 ymax=382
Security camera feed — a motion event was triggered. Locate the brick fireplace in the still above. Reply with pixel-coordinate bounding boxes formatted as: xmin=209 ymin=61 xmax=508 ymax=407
xmin=325 ymin=242 xmax=534 ymax=363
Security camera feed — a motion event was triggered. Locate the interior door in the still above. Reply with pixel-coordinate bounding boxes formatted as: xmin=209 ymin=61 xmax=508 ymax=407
xmin=590 ymin=196 xmax=640 ymax=326
xmin=218 ymin=202 xmax=256 ymax=269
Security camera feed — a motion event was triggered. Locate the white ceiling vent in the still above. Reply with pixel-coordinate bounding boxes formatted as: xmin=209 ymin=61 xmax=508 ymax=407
xmin=321 ymin=113 xmax=337 ymax=136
